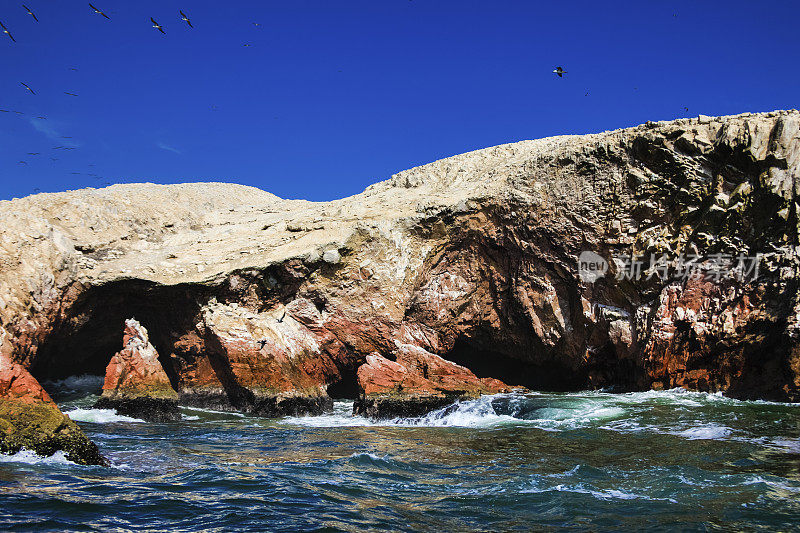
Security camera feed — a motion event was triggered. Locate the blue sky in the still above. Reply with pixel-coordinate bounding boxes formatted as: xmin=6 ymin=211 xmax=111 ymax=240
xmin=1 ymin=0 xmax=797 ymax=201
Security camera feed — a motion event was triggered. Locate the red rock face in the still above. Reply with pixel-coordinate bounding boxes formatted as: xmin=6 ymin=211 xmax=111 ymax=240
xmin=357 ymin=344 xmax=510 ymax=399
xmin=0 ymin=352 xmax=55 ymax=405
xmin=101 ymin=319 xmax=177 ymax=401
xmin=637 ymin=275 xmax=792 ymax=400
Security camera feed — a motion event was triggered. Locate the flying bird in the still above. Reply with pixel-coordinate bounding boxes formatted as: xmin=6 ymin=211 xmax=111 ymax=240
xmin=21 ymin=82 xmax=35 ymax=94
xmin=89 ymin=3 xmax=110 ymax=19
xmin=258 ymin=339 xmax=267 ymax=349
xmin=13 ymin=110 xmax=24 ymax=114
xmin=684 ymin=106 xmax=689 ymax=112
xmin=22 ymin=5 xmax=38 ymax=22
xmin=151 ymin=17 xmax=165 ymax=34
xmin=35 ymin=116 xmax=46 ymax=119
xmin=0 ymin=109 xmax=9 ymax=113
xmin=277 ymin=311 xmax=286 ymax=323
xmin=1 ymin=21 xmax=16 ymax=42
xmin=61 ymin=136 xmax=73 ymax=138
xmin=252 ymin=22 xmax=261 ymax=27
xmin=179 ymin=10 xmax=193 ymax=28
xmin=27 ymin=152 xmax=40 ymax=155
xmin=553 ymin=66 xmax=567 ymax=78
xmin=64 ymin=92 xmax=79 ymax=96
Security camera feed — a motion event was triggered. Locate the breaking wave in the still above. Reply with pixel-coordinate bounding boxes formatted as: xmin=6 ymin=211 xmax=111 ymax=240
xmin=0 ymin=449 xmax=76 ymax=466
xmin=63 ymin=408 xmax=144 ymax=424
xmin=281 ymin=388 xmax=796 ymax=442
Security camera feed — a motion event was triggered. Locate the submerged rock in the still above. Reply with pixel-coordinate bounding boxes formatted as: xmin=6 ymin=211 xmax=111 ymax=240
xmin=0 ymin=353 xmax=107 ymax=465
xmin=95 ymin=319 xmax=179 ymax=422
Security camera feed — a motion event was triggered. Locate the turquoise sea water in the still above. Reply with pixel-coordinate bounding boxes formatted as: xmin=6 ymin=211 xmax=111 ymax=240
xmin=1 ymin=378 xmax=799 ymax=531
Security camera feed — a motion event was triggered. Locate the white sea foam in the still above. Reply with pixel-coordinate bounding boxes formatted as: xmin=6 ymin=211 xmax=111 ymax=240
xmin=767 ymin=438 xmax=800 ymax=452
xmin=180 ymin=406 xmax=246 ymax=418
xmin=742 ymin=476 xmax=800 ymax=493
xmin=521 ymin=481 xmax=677 ymax=502
xmin=280 ymin=389 xmax=797 ymax=432
xmin=0 ymin=449 xmax=76 ymax=465
xmin=524 ymin=405 xmax=626 ymax=430
xmin=64 ymin=408 xmax=144 ymax=423
xmin=282 ymin=401 xmax=374 ymax=427
xmin=283 ymin=395 xmax=626 ymax=429
xmin=349 ymin=452 xmax=383 ymax=460
xmin=612 ymin=387 xmax=799 ymax=408
xmin=390 ymin=396 xmax=519 ymax=428
xmin=672 ymin=424 xmax=732 ymax=440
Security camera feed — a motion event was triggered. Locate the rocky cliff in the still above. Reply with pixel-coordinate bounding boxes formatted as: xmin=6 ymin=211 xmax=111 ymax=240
xmin=1 ymin=110 xmax=798 ymax=458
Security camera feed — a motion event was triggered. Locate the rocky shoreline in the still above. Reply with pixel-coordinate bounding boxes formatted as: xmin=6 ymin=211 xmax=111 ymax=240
xmin=1 ymin=110 xmax=799 ymax=462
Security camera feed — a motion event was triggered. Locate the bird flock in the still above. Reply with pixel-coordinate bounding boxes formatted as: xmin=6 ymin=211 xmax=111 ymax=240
xmin=1 ymin=4 xmax=244 ymax=192
xmin=3 ymin=5 xmax=689 ymax=197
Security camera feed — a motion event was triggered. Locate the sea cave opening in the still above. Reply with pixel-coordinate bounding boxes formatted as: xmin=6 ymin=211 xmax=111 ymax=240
xmin=30 ymin=279 xmax=208 ymax=396
xmin=443 ymin=335 xmax=589 ymax=392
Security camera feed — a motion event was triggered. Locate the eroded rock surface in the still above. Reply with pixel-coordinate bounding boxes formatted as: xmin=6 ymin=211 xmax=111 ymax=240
xmin=0 ymin=110 xmax=799 ymax=457
xmin=95 ymin=319 xmax=179 ymax=422
xmin=0 ymin=353 xmax=106 ymax=465
xmin=354 ymin=344 xmax=511 ymax=418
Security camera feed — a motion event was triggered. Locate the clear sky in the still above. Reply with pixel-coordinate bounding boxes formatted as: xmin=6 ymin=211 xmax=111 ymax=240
xmin=1 ymin=0 xmax=797 ymax=201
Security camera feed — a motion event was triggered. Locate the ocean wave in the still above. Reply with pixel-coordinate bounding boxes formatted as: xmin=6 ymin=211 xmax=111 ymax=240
xmin=390 ymin=396 xmax=520 ymax=428
xmin=766 ymin=438 xmax=800 ymax=453
xmin=385 ymin=394 xmax=628 ymax=429
xmin=347 ymin=452 xmax=400 ymax=466
xmin=671 ymin=424 xmax=732 ymax=440
xmin=281 ymin=401 xmax=374 ymax=427
xmin=280 ymin=389 xmax=798 ymax=432
xmin=0 ymin=449 xmax=76 ymax=466
xmin=600 ymin=420 xmax=737 ymax=441
xmin=283 ymin=395 xmax=627 ymax=429
xmin=180 ymin=406 xmax=246 ymax=418
xmin=520 ymin=480 xmax=677 ymax=503
xmin=64 ymin=408 xmax=145 ymax=423
xmin=607 ymin=387 xmax=800 ymax=408
xmin=42 ymin=374 xmax=104 ymax=398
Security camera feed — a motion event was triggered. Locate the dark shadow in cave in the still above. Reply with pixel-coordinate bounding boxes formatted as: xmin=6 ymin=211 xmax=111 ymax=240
xmin=443 ymin=336 xmax=589 ymax=392
xmin=30 ymin=279 xmax=211 ymax=388
xmin=326 ymin=366 xmax=361 ymax=400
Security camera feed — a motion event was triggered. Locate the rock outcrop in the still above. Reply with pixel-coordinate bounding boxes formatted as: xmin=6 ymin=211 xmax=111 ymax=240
xmin=354 ymin=344 xmax=511 ymax=418
xmin=0 ymin=110 xmax=798 ymax=456
xmin=0 ymin=353 xmax=106 ymax=465
xmin=95 ymin=319 xmax=179 ymax=422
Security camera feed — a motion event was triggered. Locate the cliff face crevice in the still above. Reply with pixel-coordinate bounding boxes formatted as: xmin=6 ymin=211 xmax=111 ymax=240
xmin=2 ymin=110 xmax=800 ymax=458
